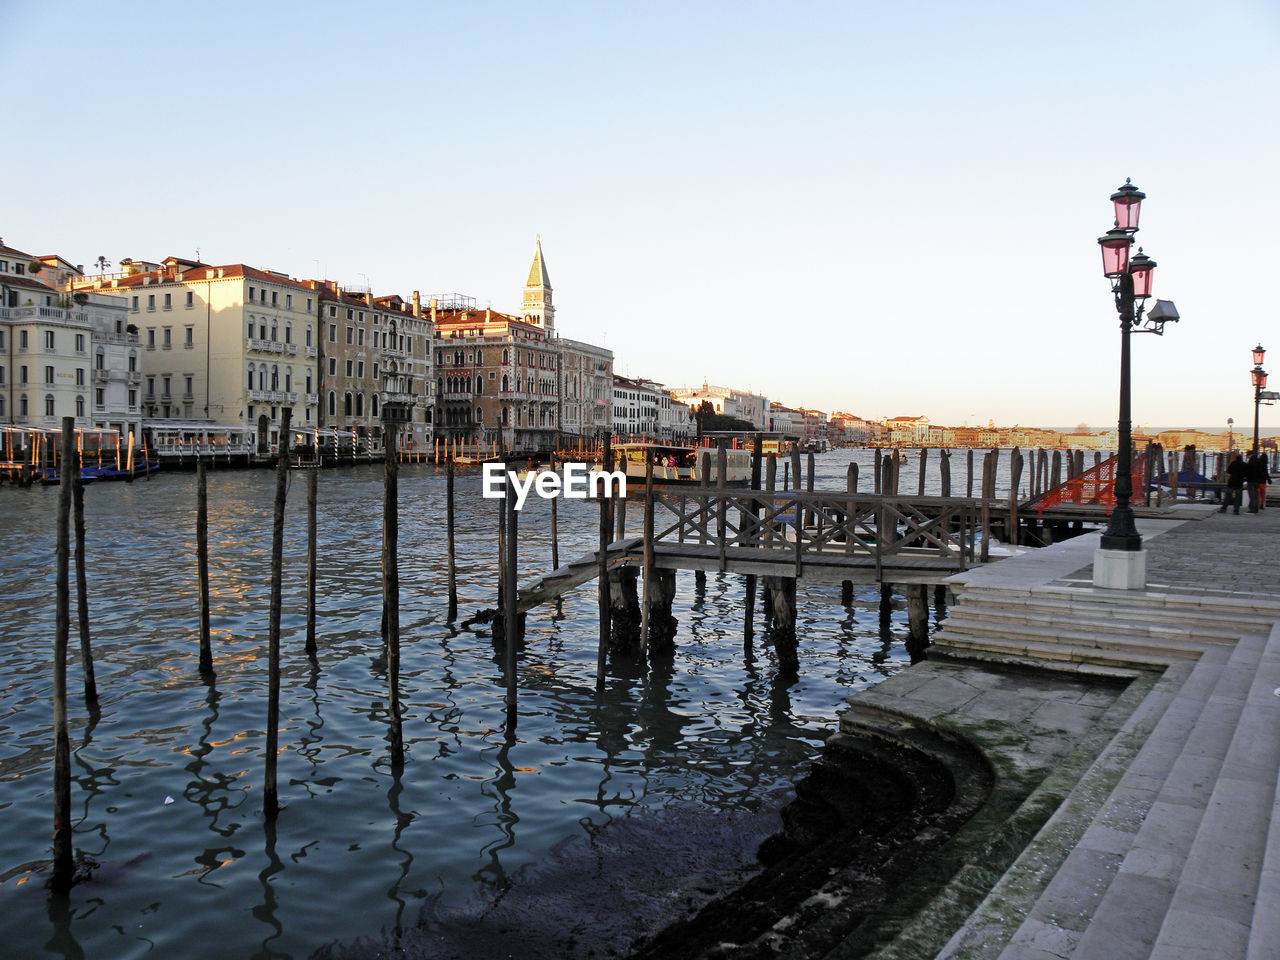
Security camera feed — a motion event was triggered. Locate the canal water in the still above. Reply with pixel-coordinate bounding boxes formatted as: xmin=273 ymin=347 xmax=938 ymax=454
xmin=0 ymin=449 xmax=1028 ymax=960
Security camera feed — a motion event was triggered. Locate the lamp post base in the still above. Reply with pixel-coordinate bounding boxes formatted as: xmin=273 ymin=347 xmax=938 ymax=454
xmin=1093 ymin=547 xmax=1147 ymax=591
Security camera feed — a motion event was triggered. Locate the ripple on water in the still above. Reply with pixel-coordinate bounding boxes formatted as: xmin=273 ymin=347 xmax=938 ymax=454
xmin=0 ymin=457 xmax=929 ymax=959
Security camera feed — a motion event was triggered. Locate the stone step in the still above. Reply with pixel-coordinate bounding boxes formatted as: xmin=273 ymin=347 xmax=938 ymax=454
xmin=1150 ymin=627 xmax=1280 ymax=960
xmin=1068 ymin=632 xmax=1265 ymax=959
xmin=948 ymin=590 xmax=1276 ymax=635
xmin=937 ymin=615 xmax=1212 ymax=662
xmin=1245 ymin=732 xmax=1280 ymax=960
xmin=931 ymin=629 xmax=1187 ymax=672
xmin=958 ymin=583 xmax=1280 ymax=620
xmin=943 ymin=605 xmax=1247 ymax=644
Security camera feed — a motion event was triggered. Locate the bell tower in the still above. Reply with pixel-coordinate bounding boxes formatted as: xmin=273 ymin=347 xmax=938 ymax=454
xmin=521 ymin=235 xmax=554 ymax=331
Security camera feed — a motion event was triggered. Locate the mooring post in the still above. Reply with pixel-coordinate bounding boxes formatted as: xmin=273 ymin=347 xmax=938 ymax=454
xmin=52 ymin=418 xmax=74 ymax=890
xmin=549 ymin=451 xmax=560 ymax=571
xmin=446 ymin=455 xmax=458 ymax=622
xmin=305 ymin=466 xmax=318 ymax=656
xmin=72 ymin=442 xmax=96 ymax=704
xmin=1009 ymin=448 xmax=1023 ymax=546
xmin=763 ymin=453 xmax=777 ymax=620
xmin=494 ymin=450 xmax=507 ymax=642
xmin=918 ymin=447 xmax=928 ymax=496
xmin=264 ymin=409 xmax=292 ymax=820
xmin=766 ymin=575 xmax=798 ymax=673
xmin=717 ymin=443 xmax=728 ymax=572
xmin=879 ymin=582 xmax=893 ymax=626
xmin=744 ymin=435 xmax=763 ymax=645
xmin=907 ymin=584 xmax=929 ymax=645
xmin=616 ymin=473 xmax=627 ymax=541
xmin=197 ymin=457 xmax=214 ymax=674
xmin=790 ymin=446 xmax=801 ymax=499
xmin=966 ymin=448 xmax=974 ymax=498
xmin=841 ymin=462 xmax=857 ymax=605
xmin=980 ymin=452 xmax=992 ymax=563
xmin=383 ymin=419 xmax=403 ymax=756
xmin=596 ymin=436 xmax=612 ymax=688
xmin=504 ymin=471 xmax=519 ymax=731
xmin=874 ymin=448 xmax=882 ymax=494
xmin=940 ymin=449 xmax=951 ymax=497
xmin=641 ymin=458 xmax=654 ymax=655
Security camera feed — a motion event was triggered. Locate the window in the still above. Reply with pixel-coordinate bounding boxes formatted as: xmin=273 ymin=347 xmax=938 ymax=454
xmin=131 ymin=296 xmax=139 ymax=312
xmin=147 ymin=329 xmax=156 ymax=349
xmin=128 ymin=389 xmax=137 ymax=407
xmin=249 ymin=286 xmax=256 ymax=302
xmin=345 ymin=360 xmax=354 ymax=377
xmin=345 ymin=327 xmax=354 ymax=345
xmin=19 ymin=395 xmax=27 ymax=417
xmin=45 ymin=330 xmax=55 ymax=350
xmin=248 ymin=363 xmax=255 ymax=389
xmin=186 ymin=291 xmax=194 ymax=308
xmin=327 ymin=305 xmax=336 ymax=318
xmin=162 ymin=376 xmax=171 ymax=397
xmin=75 ymin=333 xmax=86 ymax=353
xmin=346 ymin=309 xmax=353 ymax=321
xmin=163 ymin=328 xmax=172 ymax=349
xmin=76 ymin=396 xmax=85 ymax=417
xmin=19 ymin=365 xmax=28 ymax=384
xmin=76 ymin=368 xmax=85 ymax=386
xmin=357 ymin=361 xmax=364 ymax=379
xmin=248 ymin=321 xmax=255 ymax=339
xmin=357 ymin=328 xmax=364 ymax=346
xmin=285 ymin=325 xmax=292 ymax=344
xmin=147 ymin=294 xmax=155 ymax=311
xmin=45 ymin=395 xmax=55 ymax=417
xmin=271 ymin=291 xmax=278 ymax=307
xmin=163 ymin=292 xmax=172 ymax=310
xmin=44 ymin=365 xmax=54 ymax=385
xmin=328 ymin=324 xmax=336 ymax=343
xmin=305 ymin=327 xmax=313 ymax=346
xmin=185 ymin=376 xmax=193 ymax=397
xmin=128 ymin=352 xmax=138 ymax=372
xmin=185 ymin=326 xmax=194 ymax=348
xmin=328 ymin=358 xmax=337 ymax=376
xmin=328 ymin=392 xmax=335 ymax=416
xmin=146 ymin=376 xmax=155 ymax=397
xmin=306 ymin=298 xmax=313 ymax=312
xmin=286 ymin=294 xmax=292 ymax=310
xmin=372 ymin=363 xmax=378 ymax=380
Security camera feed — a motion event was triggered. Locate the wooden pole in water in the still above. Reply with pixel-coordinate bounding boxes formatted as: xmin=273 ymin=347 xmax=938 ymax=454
xmin=549 ymin=451 xmax=560 ymax=571
xmin=641 ymin=457 xmax=654 ymax=654
xmin=446 ymin=455 xmax=458 ymax=621
xmin=918 ymin=447 xmax=928 ymax=496
xmin=874 ymin=448 xmax=882 ymax=494
xmin=264 ymin=409 xmax=292 ymax=820
xmin=980 ymin=451 xmax=992 ymax=563
xmin=744 ymin=434 xmax=763 ymax=644
xmin=384 ymin=419 xmax=403 ymax=755
xmin=841 ymin=462 xmax=857 ymax=605
xmin=72 ymin=441 xmax=96 ymax=704
xmin=197 ymin=457 xmax=214 ymax=673
xmin=966 ymin=449 xmax=974 ymax=499
xmin=940 ymin=450 xmax=951 ymax=497
xmin=305 ymin=466 xmax=318 ymax=656
xmin=596 ymin=436 xmax=613 ymax=688
xmin=52 ymin=418 xmax=74 ymax=890
xmin=504 ymin=472 xmax=518 ymax=730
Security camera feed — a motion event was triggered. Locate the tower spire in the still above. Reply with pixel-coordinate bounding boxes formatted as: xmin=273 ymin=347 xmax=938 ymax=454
xmin=521 ymin=235 xmax=554 ymax=330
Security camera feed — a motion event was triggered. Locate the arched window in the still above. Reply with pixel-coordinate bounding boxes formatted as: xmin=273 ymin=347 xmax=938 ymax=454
xmin=45 ymin=394 xmax=55 ymax=416
xmin=437 ymin=377 xmax=444 ymax=397
xmin=271 ymin=365 xmax=279 ymax=390
xmin=128 ymin=351 xmax=138 ymax=372
xmin=502 ymin=405 xmax=509 ymax=424
xmin=502 ymin=348 xmax=509 ymax=365
xmin=0 ymin=396 xmax=5 ymax=418
xmin=328 ymin=391 xmax=336 ymax=416
xmin=270 ymin=325 xmax=277 ymax=341
xmin=344 ymin=393 xmax=353 ymax=416
xmin=476 ymin=407 xmax=483 ymax=424
xmin=475 ymin=349 xmax=483 ymax=365
xmin=284 ymin=325 xmax=292 ymax=344
xmin=247 ymin=321 xmax=254 ymax=339
xmin=247 ymin=363 xmax=255 ymax=389
xmin=475 ymin=378 xmax=482 ymax=396
xmin=371 ymin=394 xmax=379 ymax=417
xmin=76 ymin=395 xmax=85 ymax=417
xmin=502 ymin=375 xmax=509 ymax=391
xmin=355 ymin=393 xmax=364 ymax=417
xmin=95 ymin=347 xmax=105 ymax=370
xmin=285 ymin=368 xmax=292 ymax=392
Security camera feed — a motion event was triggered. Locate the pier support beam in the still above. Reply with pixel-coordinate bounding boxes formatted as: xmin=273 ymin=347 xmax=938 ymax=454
xmin=766 ymin=576 xmax=798 ymax=672
xmin=608 ymin=566 xmax=642 ymax=654
xmin=644 ymin=569 xmax=679 ymax=656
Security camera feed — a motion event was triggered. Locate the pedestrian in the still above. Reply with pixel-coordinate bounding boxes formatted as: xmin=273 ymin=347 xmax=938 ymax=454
xmin=1221 ymin=452 xmax=1247 ymax=514
xmin=1246 ymin=450 xmax=1268 ymax=513
xmin=1257 ymin=450 xmax=1270 ymax=510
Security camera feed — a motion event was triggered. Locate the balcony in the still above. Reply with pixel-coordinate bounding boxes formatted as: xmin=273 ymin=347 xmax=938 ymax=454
xmin=248 ymin=389 xmax=288 ymax=404
xmin=305 ymin=393 xmax=318 ymax=405
xmin=284 ymin=343 xmax=298 ymax=356
xmin=248 ymin=338 xmax=286 ymax=354
xmin=127 ymin=371 xmax=141 ymax=384
xmin=94 ymin=369 xmax=110 ymax=384
xmin=286 ymin=392 xmax=299 ymax=404
xmin=382 ymin=392 xmax=417 ymax=405
xmin=306 ymin=345 xmax=317 ymax=358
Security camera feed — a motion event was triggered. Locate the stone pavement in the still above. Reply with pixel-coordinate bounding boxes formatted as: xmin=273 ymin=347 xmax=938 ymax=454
xmin=919 ymin=501 xmax=1280 ymax=960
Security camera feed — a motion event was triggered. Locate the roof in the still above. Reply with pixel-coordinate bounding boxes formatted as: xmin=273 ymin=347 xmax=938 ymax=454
xmin=101 ymin=260 xmax=315 ymax=292
xmin=1 ymin=273 xmax=58 ymax=294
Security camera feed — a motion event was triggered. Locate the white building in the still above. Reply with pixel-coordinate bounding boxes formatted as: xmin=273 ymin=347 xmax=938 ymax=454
xmin=672 ymin=383 xmax=770 ymax=431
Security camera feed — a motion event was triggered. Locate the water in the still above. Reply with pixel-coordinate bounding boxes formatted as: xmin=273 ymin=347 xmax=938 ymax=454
xmin=0 ymin=449 xmax=996 ymax=959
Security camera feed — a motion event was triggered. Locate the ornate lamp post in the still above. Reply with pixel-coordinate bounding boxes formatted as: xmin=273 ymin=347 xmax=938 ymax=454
xmin=1097 ymin=180 xmax=1156 ymax=552
xmin=1252 ymin=345 xmax=1267 ymax=456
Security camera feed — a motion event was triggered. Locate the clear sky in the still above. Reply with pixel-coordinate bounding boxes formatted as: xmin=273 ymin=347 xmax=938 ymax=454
xmin=3 ymin=1 xmax=1277 ymax=432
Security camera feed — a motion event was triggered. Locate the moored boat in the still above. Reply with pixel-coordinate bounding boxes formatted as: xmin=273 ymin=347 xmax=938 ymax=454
xmin=613 ymin=442 xmax=751 ymax=485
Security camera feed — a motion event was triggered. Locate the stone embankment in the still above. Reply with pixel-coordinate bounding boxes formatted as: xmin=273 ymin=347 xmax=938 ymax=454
xmin=631 ymin=502 xmax=1280 ymax=960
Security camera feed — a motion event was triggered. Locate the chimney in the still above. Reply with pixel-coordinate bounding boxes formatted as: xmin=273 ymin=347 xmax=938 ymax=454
xmin=365 ymin=290 xmax=373 ymax=306
xmin=412 ymin=290 xmax=420 ymax=317
xmin=486 ymin=307 xmax=491 ymax=321
xmin=430 ymin=297 xmax=437 ymax=324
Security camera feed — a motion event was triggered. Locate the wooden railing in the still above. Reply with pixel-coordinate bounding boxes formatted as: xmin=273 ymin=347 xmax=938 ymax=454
xmin=648 ymin=490 xmax=983 ymax=576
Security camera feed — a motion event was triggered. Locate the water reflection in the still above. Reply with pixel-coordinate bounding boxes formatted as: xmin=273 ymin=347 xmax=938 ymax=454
xmin=0 ymin=456 xmax=927 ymax=960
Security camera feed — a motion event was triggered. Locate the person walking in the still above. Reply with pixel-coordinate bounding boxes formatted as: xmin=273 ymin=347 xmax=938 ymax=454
xmin=1257 ymin=450 xmax=1270 ymax=510
xmin=1222 ymin=452 xmax=1247 ymax=514
xmin=1247 ymin=450 xmax=1268 ymax=513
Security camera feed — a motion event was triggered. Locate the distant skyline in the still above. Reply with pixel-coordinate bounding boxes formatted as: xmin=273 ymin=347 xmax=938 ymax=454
xmin=3 ymin=2 xmax=1277 ymax=432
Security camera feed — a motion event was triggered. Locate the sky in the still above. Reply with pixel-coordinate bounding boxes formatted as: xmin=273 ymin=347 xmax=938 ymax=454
xmin=3 ymin=1 xmax=1278 ymax=432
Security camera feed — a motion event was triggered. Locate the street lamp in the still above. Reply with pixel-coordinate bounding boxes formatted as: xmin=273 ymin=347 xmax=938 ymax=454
xmin=1252 ymin=345 xmax=1267 ymax=454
